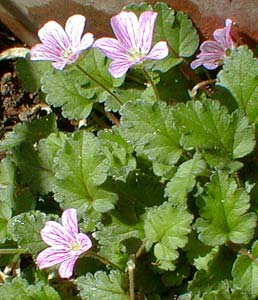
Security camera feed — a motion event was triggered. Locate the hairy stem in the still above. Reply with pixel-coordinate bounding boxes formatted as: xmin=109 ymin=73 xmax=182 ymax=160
xmin=143 ymin=68 xmax=160 ymax=101
xmin=84 ymin=251 xmax=123 ymax=272
xmin=0 ymin=249 xmax=24 ymax=254
xmin=76 ymin=64 xmax=123 ymax=106
xmin=127 ymin=258 xmax=135 ymax=300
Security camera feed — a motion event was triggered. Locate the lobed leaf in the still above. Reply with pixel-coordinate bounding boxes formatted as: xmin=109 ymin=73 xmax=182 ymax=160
xmin=53 ymin=130 xmax=118 ymax=213
xmin=196 ymin=172 xmax=257 ymax=246
xmin=120 ymin=100 xmax=182 ymax=177
xmin=76 ymin=270 xmax=128 ymax=300
xmin=7 ymin=210 xmax=57 ymax=256
xmin=165 ymin=153 xmax=206 ymax=207
xmin=217 ymin=46 xmax=258 ymax=123
xmin=0 ymin=277 xmax=61 ymax=300
xmin=0 ymin=114 xmax=57 ymax=151
xmin=232 ymin=240 xmax=258 ymax=299
xmin=144 ymin=202 xmax=193 ymax=270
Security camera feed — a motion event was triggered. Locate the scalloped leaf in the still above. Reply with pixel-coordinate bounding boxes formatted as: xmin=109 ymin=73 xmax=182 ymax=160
xmin=53 ymin=130 xmax=117 ymax=213
xmin=232 ymin=240 xmax=258 ymax=299
xmin=165 ymin=153 xmax=206 ymax=207
xmin=94 ymin=216 xmax=144 ymax=268
xmin=173 ymin=100 xmax=255 ymax=169
xmin=7 ymin=210 xmax=57 ymax=256
xmin=0 ymin=277 xmax=61 ymax=300
xmin=0 ymin=113 xmax=57 ymax=151
xmin=76 ymin=270 xmax=128 ymax=300
xmin=196 ymin=172 xmax=257 ymax=246
xmin=16 ymin=59 xmax=52 ymax=92
xmin=120 ymin=100 xmax=182 ymax=177
xmin=217 ymin=46 xmax=258 ymax=123
xmin=144 ymin=202 xmax=193 ymax=270
xmin=98 ymin=127 xmax=136 ymax=181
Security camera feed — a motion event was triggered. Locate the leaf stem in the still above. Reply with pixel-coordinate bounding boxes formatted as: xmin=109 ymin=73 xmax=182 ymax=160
xmin=0 ymin=248 xmax=24 ymax=254
xmin=190 ymin=79 xmax=216 ymax=98
xmin=142 ymin=68 xmax=160 ymax=101
xmin=76 ymin=64 xmax=123 ymax=106
xmin=127 ymin=258 xmax=135 ymax=300
xmin=84 ymin=251 xmax=123 ymax=272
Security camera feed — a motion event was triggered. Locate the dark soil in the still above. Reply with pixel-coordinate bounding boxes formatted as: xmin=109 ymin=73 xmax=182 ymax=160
xmin=0 ymin=22 xmax=43 ymax=142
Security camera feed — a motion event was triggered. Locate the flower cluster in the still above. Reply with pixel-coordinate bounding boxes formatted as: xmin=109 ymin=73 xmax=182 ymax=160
xmin=30 ymin=11 xmax=168 ymax=76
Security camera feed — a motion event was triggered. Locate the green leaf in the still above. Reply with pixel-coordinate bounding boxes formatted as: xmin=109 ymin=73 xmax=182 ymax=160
xmin=0 ymin=277 xmax=61 ymax=300
xmin=42 ymin=68 xmax=96 ymax=120
xmin=217 ymin=46 xmax=258 ymax=123
xmin=120 ymin=100 xmax=182 ymax=177
xmin=232 ymin=240 xmax=258 ymax=299
xmin=98 ymin=127 xmax=136 ymax=181
xmin=16 ymin=59 xmax=52 ymax=92
xmin=189 ymin=247 xmax=235 ymax=297
xmin=154 ymin=2 xmax=198 ymax=58
xmin=173 ymin=100 xmax=255 ymax=168
xmin=165 ymin=153 xmax=206 ymax=207
xmin=94 ymin=216 xmax=144 ymax=268
xmin=103 ymin=170 xmax=165 ymax=224
xmin=53 ymin=130 xmax=117 ymax=213
xmin=0 ymin=156 xmax=35 ymax=216
xmin=7 ymin=210 xmax=57 ymax=256
xmin=76 ymin=270 xmax=128 ymax=300
xmin=196 ymin=172 xmax=257 ymax=246
xmin=0 ymin=114 xmax=57 ymax=151
xmin=144 ymin=202 xmax=193 ymax=270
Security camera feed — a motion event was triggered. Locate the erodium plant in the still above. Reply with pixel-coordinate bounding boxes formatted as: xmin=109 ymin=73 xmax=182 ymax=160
xmin=0 ymin=2 xmax=258 ymax=300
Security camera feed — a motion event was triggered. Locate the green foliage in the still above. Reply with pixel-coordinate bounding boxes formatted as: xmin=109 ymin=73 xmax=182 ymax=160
xmin=76 ymin=270 xmax=128 ymax=300
xmin=173 ymin=99 xmax=255 ymax=170
xmin=7 ymin=210 xmax=57 ymax=256
xmin=165 ymin=153 xmax=206 ymax=207
xmin=120 ymin=100 xmax=182 ymax=177
xmin=144 ymin=202 xmax=193 ymax=270
xmin=98 ymin=127 xmax=136 ymax=181
xmin=217 ymin=46 xmax=258 ymax=123
xmin=0 ymin=113 xmax=57 ymax=151
xmin=0 ymin=277 xmax=61 ymax=300
xmin=1 ymin=2 xmax=258 ymax=299
xmin=196 ymin=172 xmax=257 ymax=246
xmin=232 ymin=240 xmax=258 ymax=299
xmin=16 ymin=59 xmax=52 ymax=92
xmin=53 ymin=130 xmax=118 ymax=213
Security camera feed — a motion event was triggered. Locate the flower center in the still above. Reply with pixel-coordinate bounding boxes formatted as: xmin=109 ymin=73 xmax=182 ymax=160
xmin=128 ymin=48 xmax=145 ymax=63
xmin=62 ymin=47 xmax=73 ymax=59
xmin=69 ymin=241 xmax=82 ymax=252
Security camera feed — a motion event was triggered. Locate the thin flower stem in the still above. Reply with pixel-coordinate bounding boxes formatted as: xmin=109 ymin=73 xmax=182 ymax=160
xmin=84 ymin=251 xmax=123 ymax=272
xmin=0 ymin=249 xmax=24 ymax=254
xmin=76 ymin=65 xmax=123 ymax=106
xmin=190 ymin=79 xmax=216 ymax=98
xmin=142 ymin=68 xmax=160 ymax=101
xmin=127 ymin=258 xmax=135 ymax=300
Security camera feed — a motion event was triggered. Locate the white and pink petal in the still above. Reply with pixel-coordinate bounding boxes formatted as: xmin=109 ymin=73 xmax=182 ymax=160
xmin=38 ymin=20 xmax=69 ymax=51
xmin=41 ymin=220 xmax=74 ymax=246
xmin=58 ymin=256 xmax=78 ymax=278
xmin=94 ymin=37 xmax=128 ymax=60
xmin=111 ymin=11 xmax=139 ymax=50
xmin=36 ymin=247 xmax=70 ymax=269
xmin=139 ymin=11 xmax=158 ymax=54
xmin=65 ymin=14 xmax=86 ymax=46
xmin=145 ymin=41 xmax=169 ymax=60
xmin=109 ymin=59 xmax=134 ymax=78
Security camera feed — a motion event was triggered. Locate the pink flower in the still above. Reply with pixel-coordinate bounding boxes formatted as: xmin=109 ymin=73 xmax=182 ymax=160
xmin=30 ymin=15 xmax=94 ymax=70
xmin=93 ymin=11 xmax=169 ymax=78
xmin=36 ymin=208 xmax=92 ymax=278
xmin=190 ymin=19 xmax=236 ymax=70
